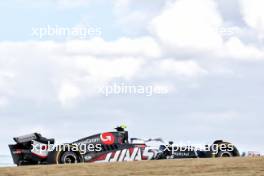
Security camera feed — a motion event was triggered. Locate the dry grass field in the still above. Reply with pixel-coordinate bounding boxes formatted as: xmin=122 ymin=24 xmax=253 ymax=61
xmin=0 ymin=157 xmax=263 ymax=176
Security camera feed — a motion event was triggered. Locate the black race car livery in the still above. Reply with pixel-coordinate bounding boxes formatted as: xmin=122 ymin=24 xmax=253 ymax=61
xmin=9 ymin=129 xmax=240 ymax=166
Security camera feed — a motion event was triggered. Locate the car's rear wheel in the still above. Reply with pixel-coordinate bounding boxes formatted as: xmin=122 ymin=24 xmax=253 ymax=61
xmin=60 ymin=151 xmax=79 ymax=164
xmin=216 ymin=151 xmax=233 ymax=157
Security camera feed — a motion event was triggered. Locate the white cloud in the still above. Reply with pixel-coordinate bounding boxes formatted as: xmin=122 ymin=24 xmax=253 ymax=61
xmin=0 ymin=71 xmax=15 ymax=106
xmin=240 ymin=0 xmax=264 ymax=36
xmin=150 ymin=0 xmax=223 ymax=50
xmin=0 ymin=37 xmax=209 ymax=108
xmin=0 ymin=70 xmax=15 ymax=89
xmin=113 ymin=0 xmax=166 ymax=35
xmin=0 ymin=39 xmax=161 ymax=108
xmin=0 ymin=97 xmax=9 ymax=108
xmin=1 ymin=0 xmax=263 ymax=110
xmin=65 ymin=37 xmax=161 ymax=58
xmin=159 ymin=59 xmax=207 ymax=78
xmin=58 ymin=82 xmax=80 ymax=106
xmin=224 ymin=37 xmax=264 ymax=60
xmin=73 ymin=56 xmax=144 ymax=81
xmin=148 ymin=0 xmax=264 ymax=61
xmin=113 ymin=0 xmax=131 ymax=12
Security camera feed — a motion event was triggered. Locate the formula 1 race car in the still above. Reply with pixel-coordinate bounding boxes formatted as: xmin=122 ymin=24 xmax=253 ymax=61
xmin=9 ymin=128 xmax=240 ymax=166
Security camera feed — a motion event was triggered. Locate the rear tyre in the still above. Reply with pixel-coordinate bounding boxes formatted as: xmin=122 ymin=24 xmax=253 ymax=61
xmin=60 ymin=151 xmax=79 ymax=164
xmin=216 ymin=151 xmax=233 ymax=157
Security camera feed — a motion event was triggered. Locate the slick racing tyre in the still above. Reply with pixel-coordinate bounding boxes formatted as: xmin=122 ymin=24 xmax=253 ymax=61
xmin=216 ymin=151 xmax=233 ymax=157
xmin=59 ymin=151 xmax=80 ymax=164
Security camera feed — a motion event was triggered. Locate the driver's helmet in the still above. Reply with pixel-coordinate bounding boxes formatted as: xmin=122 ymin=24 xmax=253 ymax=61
xmin=115 ymin=125 xmax=127 ymax=131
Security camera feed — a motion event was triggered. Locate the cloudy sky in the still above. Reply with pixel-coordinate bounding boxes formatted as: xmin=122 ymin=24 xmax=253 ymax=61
xmin=0 ymin=0 xmax=264 ymax=155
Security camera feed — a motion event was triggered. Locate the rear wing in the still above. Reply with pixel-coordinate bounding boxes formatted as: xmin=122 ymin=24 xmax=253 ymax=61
xmin=13 ymin=133 xmax=54 ymax=144
xmin=13 ymin=133 xmax=41 ymax=143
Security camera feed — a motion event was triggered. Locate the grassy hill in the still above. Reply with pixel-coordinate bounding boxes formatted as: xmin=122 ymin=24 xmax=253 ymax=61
xmin=0 ymin=157 xmax=263 ymax=176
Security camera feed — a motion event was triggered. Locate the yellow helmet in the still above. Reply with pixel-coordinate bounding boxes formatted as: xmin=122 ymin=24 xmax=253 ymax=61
xmin=120 ymin=124 xmax=127 ymax=129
